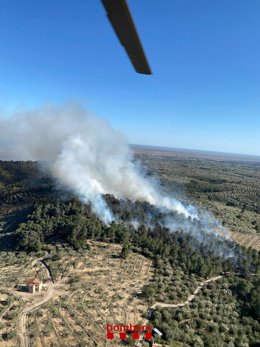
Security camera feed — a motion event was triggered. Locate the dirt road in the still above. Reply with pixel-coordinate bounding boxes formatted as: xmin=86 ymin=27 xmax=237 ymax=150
xmin=135 ymin=275 xmax=223 ymax=346
xmin=18 ymin=258 xmax=53 ymax=347
xmin=151 ymin=275 xmax=222 ymax=309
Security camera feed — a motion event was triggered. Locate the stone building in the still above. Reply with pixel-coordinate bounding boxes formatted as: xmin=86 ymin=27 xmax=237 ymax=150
xmin=25 ymin=278 xmax=43 ymax=294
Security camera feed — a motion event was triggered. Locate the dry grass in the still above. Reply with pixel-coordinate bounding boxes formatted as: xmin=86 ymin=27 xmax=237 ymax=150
xmin=0 ymin=241 xmax=153 ymax=347
xmin=231 ymin=231 xmax=260 ymax=251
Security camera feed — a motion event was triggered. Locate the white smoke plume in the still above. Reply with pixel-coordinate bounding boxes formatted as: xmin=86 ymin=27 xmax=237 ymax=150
xmin=0 ymin=104 xmax=197 ymax=223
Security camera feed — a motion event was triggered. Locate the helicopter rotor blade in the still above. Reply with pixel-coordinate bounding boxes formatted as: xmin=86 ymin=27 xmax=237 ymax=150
xmin=101 ymin=0 xmax=152 ymax=75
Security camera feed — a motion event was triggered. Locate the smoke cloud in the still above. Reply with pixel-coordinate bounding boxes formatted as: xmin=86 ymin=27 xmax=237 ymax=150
xmin=0 ymin=104 xmax=198 ymax=223
xmin=1 ymin=103 xmax=234 ymax=258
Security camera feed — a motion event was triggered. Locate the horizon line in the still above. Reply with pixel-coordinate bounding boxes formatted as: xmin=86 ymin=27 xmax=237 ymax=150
xmin=130 ymin=144 xmax=260 ymax=160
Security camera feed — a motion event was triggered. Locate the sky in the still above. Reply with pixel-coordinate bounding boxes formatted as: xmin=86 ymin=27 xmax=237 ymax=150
xmin=0 ymin=0 xmax=259 ymax=156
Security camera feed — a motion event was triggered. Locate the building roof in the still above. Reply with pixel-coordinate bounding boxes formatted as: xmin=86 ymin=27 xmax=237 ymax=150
xmin=26 ymin=278 xmax=40 ymax=286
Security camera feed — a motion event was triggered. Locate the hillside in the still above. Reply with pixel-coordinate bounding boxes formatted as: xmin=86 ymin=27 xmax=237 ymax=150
xmin=0 ymin=158 xmax=259 ymax=347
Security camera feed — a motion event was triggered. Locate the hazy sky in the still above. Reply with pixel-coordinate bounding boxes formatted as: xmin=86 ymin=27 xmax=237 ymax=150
xmin=0 ymin=0 xmax=259 ymax=155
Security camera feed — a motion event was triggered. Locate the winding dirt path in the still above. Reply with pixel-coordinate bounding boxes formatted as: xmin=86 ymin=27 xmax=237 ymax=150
xmin=151 ymin=275 xmax=223 ymax=309
xmin=18 ymin=258 xmax=53 ymax=347
xmin=135 ymin=275 xmax=223 ymax=347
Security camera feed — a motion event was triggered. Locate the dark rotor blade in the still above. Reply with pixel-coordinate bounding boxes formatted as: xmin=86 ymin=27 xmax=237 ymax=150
xmin=101 ymin=0 xmax=152 ymax=75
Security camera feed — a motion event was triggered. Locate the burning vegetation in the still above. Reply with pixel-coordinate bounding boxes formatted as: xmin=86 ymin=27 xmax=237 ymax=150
xmin=0 ymin=157 xmax=259 ymax=346
xmin=0 ymin=105 xmax=259 ymax=345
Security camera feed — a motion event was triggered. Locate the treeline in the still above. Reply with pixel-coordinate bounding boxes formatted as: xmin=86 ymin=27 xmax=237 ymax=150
xmin=15 ymin=198 xmax=103 ymax=251
xmin=14 ymin=197 xmax=260 ymax=278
